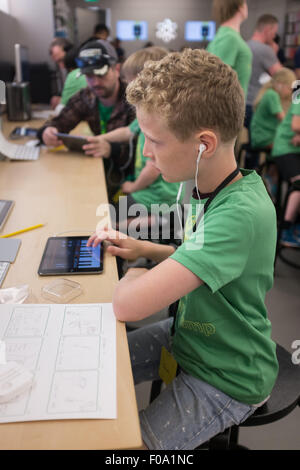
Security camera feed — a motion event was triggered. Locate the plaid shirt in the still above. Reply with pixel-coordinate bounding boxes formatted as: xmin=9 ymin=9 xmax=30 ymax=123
xmin=38 ymin=80 xmax=136 ymax=197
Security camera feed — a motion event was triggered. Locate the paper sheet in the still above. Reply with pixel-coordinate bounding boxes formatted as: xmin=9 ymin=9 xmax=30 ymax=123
xmin=0 ymin=303 xmax=116 ymax=423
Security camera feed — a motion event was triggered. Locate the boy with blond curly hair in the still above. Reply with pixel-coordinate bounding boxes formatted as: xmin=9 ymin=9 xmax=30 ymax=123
xmin=88 ymin=49 xmax=278 ymax=450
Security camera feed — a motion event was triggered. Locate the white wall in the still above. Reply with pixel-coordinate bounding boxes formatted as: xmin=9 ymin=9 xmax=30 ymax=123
xmin=0 ymin=9 xmax=21 ymax=62
xmin=241 ymin=0 xmax=288 ymax=40
xmin=68 ymin=0 xmax=213 ymax=56
xmin=76 ymin=7 xmax=102 ymax=45
xmin=68 ymin=0 xmax=291 ymax=58
xmin=1 ymin=0 xmax=294 ymax=65
xmin=287 ymin=0 xmax=300 ymax=12
xmin=8 ymin=0 xmax=55 ymax=64
xmin=0 ymin=0 xmax=9 ymax=14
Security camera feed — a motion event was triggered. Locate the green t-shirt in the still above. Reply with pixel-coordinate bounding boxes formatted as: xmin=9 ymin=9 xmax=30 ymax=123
xmin=170 ymin=169 xmax=278 ymax=405
xmin=61 ymin=69 xmax=87 ymax=106
xmin=129 ymin=119 xmax=182 ymax=211
xmin=250 ymin=89 xmax=282 ymax=149
xmin=272 ymin=100 xmax=300 ymax=157
xmin=207 ymin=26 xmax=252 ymax=96
xmin=98 ymin=102 xmax=114 ymax=134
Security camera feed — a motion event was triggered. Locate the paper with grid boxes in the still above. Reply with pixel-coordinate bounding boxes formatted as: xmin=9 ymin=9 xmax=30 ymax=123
xmin=0 ymin=303 xmax=116 ymax=423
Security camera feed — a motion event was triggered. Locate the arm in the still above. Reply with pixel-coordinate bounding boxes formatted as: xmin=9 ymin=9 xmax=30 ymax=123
xmin=87 ymin=227 xmax=175 ymax=264
xmin=268 ymin=61 xmax=283 ymax=75
xmin=50 ymin=96 xmax=61 ymax=110
xmin=82 ymin=127 xmax=133 ymax=158
xmin=102 ymin=126 xmax=133 ymax=143
xmin=113 ymin=257 xmax=203 ymax=322
xmin=276 ymin=111 xmax=285 ymax=121
xmin=291 ymin=115 xmax=300 ymax=133
xmin=39 ymin=90 xmax=93 ymax=146
xmin=291 ymin=115 xmax=300 ymax=145
xmin=122 ymin=160 xmax=160 ymax=194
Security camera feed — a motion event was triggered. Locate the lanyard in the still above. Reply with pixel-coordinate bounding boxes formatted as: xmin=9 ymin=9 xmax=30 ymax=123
xmin=171 ymin=165 xmax=240 ymax=336
xmin=192 ymin=166 xmax=240 ymax=232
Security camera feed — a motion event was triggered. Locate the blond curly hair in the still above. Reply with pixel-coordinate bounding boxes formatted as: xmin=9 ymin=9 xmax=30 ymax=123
xmin=126 ymin=48 xmax=245 ymax=143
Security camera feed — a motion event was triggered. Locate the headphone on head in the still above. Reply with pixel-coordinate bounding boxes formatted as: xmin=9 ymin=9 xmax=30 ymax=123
xmin=197 ymin=143 xmax=206 ymax=164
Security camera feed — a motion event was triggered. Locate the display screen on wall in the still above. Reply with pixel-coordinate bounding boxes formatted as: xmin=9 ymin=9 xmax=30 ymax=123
xmin=116 ymin=21 xmax=148 ymax=41
xmin=185 ymin=21 xmax=216 ymax=41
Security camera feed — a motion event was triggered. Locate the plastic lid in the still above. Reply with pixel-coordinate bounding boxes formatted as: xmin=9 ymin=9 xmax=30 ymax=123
xmin=41 ymin=278 xmax=82 ymax=303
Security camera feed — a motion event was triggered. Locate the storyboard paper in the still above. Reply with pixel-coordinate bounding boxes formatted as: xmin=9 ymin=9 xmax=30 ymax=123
xmin=0 ymin=303 xmax=116 ymax=423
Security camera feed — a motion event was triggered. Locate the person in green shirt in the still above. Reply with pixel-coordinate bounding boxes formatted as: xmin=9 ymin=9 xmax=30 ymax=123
xmin=249 ymin=68 xmax=295 ymax=201
xmin=207 ymin=0 xmax=252 ymax=96
xmin=271 ymin=90 xmax=300 ymax=248
xmin=61 ymin=68 xmax=87 ymax=106
xmin=250 ymin=68 xmax=295 ymax=149
xmin=87 ymin=49 xmax=278 ymax=450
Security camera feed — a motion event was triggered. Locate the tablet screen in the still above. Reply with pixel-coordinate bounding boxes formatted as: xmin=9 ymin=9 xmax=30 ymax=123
xmin=38 ymin=236 xmax=103 ymax=275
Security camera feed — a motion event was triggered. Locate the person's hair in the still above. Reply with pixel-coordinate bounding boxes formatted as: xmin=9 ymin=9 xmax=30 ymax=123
xmin=253 ymin=68 xmax=296 ymax=109
xmin=121 ymin=46 xmax=169 ymax=79
xmin=63 ymin=47 xmax=79 ymax=72
xmin=94 ymin=23 xmax=110 ymax=35
xmin=256 ymin=14 xmax=278 ymax=31
xmin=212 ymin=0 xmax=245 ymax=24
xmin=49 ymin=37 xmax=73 ymax=54
xmin=126 ymin=48 xmax=245 ymax=143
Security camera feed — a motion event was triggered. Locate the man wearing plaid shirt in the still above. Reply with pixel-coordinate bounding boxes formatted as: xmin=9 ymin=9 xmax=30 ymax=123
xmin=38 ymin=40 xmax=135 ymax=198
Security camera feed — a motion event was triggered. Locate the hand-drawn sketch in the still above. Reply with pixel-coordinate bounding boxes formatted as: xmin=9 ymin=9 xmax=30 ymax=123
xmin=5 ymin=306 xmax=50 ymax=338
xmin=0 ymin=303 xmax=116 ymax=423
xmin=48 ymin=370 xmax=98 ymax=413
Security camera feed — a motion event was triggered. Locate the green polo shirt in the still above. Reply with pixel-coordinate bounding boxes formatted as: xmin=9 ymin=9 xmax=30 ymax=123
xmin=207 ymin=26 xmax=252 ymax=96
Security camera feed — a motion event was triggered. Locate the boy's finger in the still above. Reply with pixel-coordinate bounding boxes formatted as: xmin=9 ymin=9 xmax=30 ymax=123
xmin=86 ymin=233 xmax=98 ymax=246
xmin=107 ymin=245 xmax=130 ymax=259
xmin=104 ymin=229 xmax=128 ymax=243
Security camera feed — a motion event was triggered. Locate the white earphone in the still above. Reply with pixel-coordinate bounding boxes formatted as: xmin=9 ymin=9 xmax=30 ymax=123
xmin=195 ymin=144 xmax=206 ymax=200
xmin=176 ymin=143 xmax=207 ymax=239
xmin=197 ymin=143 xmax=207 ymax=162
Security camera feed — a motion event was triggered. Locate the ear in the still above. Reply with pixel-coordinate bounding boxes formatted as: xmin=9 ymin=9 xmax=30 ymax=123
xmin=195 ymin=131 xmax=219 ymax=159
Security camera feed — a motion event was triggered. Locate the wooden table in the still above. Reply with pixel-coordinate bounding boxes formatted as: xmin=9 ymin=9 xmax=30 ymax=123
xmin=0 ymin=118 xmax=143 ymax=449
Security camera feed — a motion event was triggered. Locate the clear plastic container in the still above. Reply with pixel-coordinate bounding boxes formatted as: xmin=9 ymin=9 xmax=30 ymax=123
xmin=41 ymin=278 xmax=82 ymax=303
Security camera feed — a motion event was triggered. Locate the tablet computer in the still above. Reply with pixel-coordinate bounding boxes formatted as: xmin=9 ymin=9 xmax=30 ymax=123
xmin=0 ymin=200 xmax=14 ymax=231
xmin=38 ymin=236 xmax=103 ymax=276
xmin=55 ymin=133 xmax=88 ymax=152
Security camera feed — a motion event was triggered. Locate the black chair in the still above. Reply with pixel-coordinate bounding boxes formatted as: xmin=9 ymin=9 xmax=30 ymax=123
xmin=150 ymin=344 xmax=300 ymax=450
xmin=206 ymin=344 xmax=300 ymax=450
xmin=275 ymin=179 xmax=300 ymax=269
xmin=236 ymin=142 xmax=271 ymax=171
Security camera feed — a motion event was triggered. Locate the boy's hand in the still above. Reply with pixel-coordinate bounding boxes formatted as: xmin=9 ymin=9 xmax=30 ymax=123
xmin=82 ymin=136 xmax=112 ymax=158
xmin=121 ymin=181 xmax=134 ymax=194
xmin=87 ymin=227 xmax=143 ymax=261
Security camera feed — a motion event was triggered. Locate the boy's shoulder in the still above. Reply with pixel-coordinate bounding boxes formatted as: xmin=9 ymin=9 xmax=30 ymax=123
xmin=205 ymin=170 xmax=275 ymax=229
xmin=212 ymin=170 xmax=266 ymax=204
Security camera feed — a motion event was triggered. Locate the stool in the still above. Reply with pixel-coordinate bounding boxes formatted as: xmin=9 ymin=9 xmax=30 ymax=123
xmin=276 ymin=179 xmax=300 ymax=270
xmin=149 ymin=343 xmax=300 ymax=450
xmin=237 ymin=142 xmax=271 ymax=170
xmin=206 ymin=344 xmax=300 ymax=450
